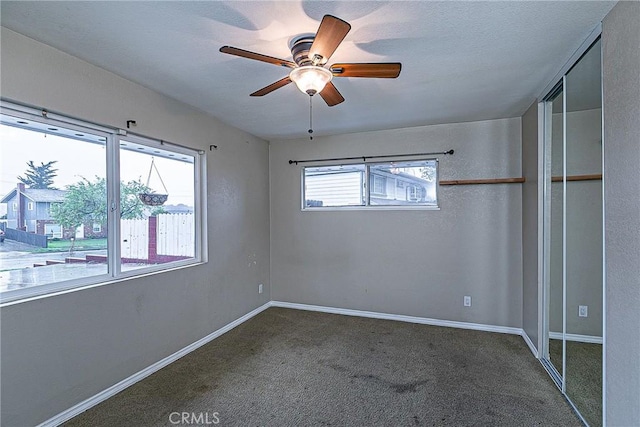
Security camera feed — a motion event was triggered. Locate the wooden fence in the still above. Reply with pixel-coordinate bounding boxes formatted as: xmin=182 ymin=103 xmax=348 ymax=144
xmin=121 ymin=213 xmax=194 ymax=261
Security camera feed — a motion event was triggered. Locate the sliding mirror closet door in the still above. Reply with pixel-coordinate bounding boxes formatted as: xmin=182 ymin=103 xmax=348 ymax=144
xmin=564 ymin=38 xmax=603 ymax=427
xmin=547 ymin=89 xmax=565 ymax=380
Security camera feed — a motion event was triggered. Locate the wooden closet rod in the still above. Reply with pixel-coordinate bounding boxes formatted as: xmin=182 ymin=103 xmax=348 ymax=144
xmin=551 ymin=174 xmax=602 ymax=182
xmin=439 ymin=177 xmax=525 ymax=186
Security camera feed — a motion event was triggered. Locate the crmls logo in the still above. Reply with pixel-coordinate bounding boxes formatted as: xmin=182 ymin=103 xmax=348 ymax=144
xmin=169 ymin=412 xmax=220 ymax=425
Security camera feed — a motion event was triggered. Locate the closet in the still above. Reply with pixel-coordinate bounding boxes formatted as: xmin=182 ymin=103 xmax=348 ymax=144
xmin=541 ymin=38 xmax=603 ymax=426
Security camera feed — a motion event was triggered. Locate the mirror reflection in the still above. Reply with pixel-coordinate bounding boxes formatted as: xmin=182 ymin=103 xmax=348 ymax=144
xmin=564 ymin=38 xmax=603 ymax=427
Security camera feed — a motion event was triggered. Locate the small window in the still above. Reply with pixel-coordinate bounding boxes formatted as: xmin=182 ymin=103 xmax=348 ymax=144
xmin=92 ymin=223 xmax=102 ymax=233
xmin=12 ymin=202 xmax=17 ymax=211
xmin=303 ymin=164 xmax=365 ymax=208
xmin=371 ymin=174 xmax=386 ymax=195
xmin=302 ymin=159 xmax=438 ymax=209
xmin=27 ymin=201 xmax=34 ymax=210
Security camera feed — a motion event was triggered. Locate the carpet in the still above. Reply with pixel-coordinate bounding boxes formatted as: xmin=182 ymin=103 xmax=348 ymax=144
xmin=64 ymin=308 xmax=581 ymax=426
xmin=549 ymin=338 xmax=602 ymax=426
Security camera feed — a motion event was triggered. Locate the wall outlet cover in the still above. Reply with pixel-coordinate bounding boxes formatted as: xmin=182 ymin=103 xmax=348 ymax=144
xmin=579 ymin=305 xmax=588 ymax=317
xmin=464 ymin=296 xmax=472 ymax=307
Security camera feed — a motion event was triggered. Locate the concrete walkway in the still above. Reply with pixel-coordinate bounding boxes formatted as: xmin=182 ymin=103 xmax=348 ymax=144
xmin=0 ymin=239 xmax=130 ymax=293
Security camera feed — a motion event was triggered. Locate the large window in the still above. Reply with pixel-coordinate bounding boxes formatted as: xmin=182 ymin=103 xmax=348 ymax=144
xmin=0 ymin=103 xmax=205 ymax=303
xmin=302 ymin=159 xmax=438 ymax=209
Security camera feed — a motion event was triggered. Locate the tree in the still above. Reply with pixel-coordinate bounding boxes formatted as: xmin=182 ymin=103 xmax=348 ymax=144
xmin=51 ymin=176 xmax=165 ymax=235
xmin=18 ymin=160 xmax=58 ymax=189
xmin=421 ymin=164 xmax=436 ymax=182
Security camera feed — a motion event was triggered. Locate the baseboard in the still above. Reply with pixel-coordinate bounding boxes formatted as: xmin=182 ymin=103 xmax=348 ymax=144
xmin=521 ymin=330 xmax=539 ymax=358
xmin=549 ymin=331 xmax=603 ymax=344
xmin=271 ymin=301 xmax=523 ymax=335
xmin=39 ymin=300 xmax=538 ymax=426
xmin=37 ymin=302 xmax=272 ymax=427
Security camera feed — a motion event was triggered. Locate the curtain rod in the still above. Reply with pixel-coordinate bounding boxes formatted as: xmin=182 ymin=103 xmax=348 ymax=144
xmin=288 ymin=149 xmax=454 ymax=165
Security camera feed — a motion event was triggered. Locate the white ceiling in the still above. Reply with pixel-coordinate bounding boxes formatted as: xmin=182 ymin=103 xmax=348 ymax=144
xmin=0 ymin=1 xmax=615 ymax=140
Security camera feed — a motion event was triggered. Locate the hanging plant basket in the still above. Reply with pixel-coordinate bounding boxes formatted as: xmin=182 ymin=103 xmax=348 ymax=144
xmin=138 ymin=193 xmax=168 ymax=206
xmin=138 ymin=157 xmax=169 ymax=206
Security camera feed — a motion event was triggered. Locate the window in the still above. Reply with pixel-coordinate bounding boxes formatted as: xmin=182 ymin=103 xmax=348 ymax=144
xmin=302 ymin=159 xmax=438 ymax=209
xmin=0 ymin=102 xmax=205 ymax=303
xmin=371 ymin=174 xmax=386 ymax=195
xmin=303 ymin=164 xmax=365 ymax=208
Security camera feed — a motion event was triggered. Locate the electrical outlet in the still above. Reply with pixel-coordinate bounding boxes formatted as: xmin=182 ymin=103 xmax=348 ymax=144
xmin=579 ymin=305 xmax=588 ymax=317
xmin=464 ymin=296 xmax=472 ymax=307
xmin=258 ymin=284 xmax=263 ymax=294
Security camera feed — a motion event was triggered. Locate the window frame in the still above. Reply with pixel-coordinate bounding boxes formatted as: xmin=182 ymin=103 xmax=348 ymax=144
xmin=301 ymin=158 xmax=440 ymax=211
xmin=0 ymin=101 xmax=207 ymax=304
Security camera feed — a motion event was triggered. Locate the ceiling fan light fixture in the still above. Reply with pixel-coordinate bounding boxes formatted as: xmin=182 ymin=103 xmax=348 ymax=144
xmin=289 ymin=66 xmax=333 ymax=96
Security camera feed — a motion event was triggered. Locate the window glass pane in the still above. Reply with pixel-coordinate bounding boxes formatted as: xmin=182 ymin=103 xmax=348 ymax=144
xmin=0 ymin=116 xmax=108 ymax=293
xmin=304 ymin=164 xmax=365 ymax=207
xmin=369 ymin=160 xmax=438 ymax=206
xmin=119 ymin=139 xmax=195 ymax=272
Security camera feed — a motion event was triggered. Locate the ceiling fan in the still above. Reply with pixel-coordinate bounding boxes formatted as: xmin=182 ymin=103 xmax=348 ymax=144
xmin=219 ymin=15 xmax=402 ymax=107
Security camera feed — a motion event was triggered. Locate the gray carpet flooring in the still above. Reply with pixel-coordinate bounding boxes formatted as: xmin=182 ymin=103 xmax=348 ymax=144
xmin=549 ymin=339 xmax=602 ymax=426
xmin=65 ymin=308 xmax=581 ymax=426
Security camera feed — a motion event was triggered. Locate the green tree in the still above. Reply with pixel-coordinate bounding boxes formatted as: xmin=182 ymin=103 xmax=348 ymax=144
xmin=51 ymin=176 xmax=165 ymax=234
xmin=18 ymin=160 xmax=59 ymax=189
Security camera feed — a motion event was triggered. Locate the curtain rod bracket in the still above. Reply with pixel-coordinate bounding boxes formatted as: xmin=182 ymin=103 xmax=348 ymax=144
xmin=210 ymin=145 xmax=218 ymax=151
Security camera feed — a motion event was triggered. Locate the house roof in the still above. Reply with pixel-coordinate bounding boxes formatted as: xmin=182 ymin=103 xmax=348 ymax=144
xmin=0 ymin=188 xmax=67 ymax=204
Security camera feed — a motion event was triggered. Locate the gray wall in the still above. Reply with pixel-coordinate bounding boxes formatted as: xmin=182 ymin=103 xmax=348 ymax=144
xmin=602 ymin=2 xmax=640 ymax=424
xmin=0 ymin=28 xmax=270 ymax=426
xmin=270 ymin=118 xmax=523 ymax=328
xmin=521 ymin=101 xmax=539 ymax=348
xmin=549 ymin=109 xmax=604 ymax=337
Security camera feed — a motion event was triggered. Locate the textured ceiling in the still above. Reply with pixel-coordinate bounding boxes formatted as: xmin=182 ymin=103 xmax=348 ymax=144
xmin=0 ymin=1 xmax=615 ymax=140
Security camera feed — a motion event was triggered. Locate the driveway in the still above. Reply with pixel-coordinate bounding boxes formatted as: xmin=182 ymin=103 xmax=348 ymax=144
xmin=0 ymin=239 xmax=107 ymax=270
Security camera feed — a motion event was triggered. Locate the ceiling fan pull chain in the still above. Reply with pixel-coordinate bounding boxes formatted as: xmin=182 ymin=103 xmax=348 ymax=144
xmin=308 ymin=95 xmax=314 ymax=140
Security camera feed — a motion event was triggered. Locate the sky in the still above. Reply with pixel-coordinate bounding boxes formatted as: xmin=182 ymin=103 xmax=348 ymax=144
xmin=0 ymin=124 xmax=195 ymax=215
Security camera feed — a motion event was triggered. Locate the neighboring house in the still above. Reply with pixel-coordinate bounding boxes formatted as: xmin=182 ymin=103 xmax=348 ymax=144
xmin=0 ymin=183 xmax=106 ymax=238
xmin=368 ymin=169 xmax=434 ymax=206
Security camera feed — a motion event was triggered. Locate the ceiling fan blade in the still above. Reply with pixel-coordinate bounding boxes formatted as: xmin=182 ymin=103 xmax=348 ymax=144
xmin=250 ymin=77 xmax=292 ymax=97
xmin=309 ymin=15 xmax=351 ymax=65
xmin=220 ymin=46 xmax=296 ymax=69
xmin=330 ymin=63 xmax=402 ymax=78
xmin=319 ymin=82 xmax=345 ymax=107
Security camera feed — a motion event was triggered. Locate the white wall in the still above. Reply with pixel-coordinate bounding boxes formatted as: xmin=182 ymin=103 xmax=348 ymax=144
xmin=0 ymin=28 xmax=270 ymax=426
xmin=270 ymin=118 xmax=523 ymax=328
xmin=602 ymin=1 xmax=640 ymax=424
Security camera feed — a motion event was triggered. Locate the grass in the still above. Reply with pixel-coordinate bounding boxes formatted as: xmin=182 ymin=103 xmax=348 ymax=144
xmin=31 ymin=238 xmax=108 ymax=253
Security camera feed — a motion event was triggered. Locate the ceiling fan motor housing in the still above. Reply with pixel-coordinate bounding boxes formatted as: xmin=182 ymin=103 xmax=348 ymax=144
xmin=290 ymin=36 xmax=317 ymax=66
